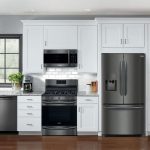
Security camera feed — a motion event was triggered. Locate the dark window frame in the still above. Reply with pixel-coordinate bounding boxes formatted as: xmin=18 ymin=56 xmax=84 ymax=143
xmin=0 ymin=34 xmax=22 ymax=87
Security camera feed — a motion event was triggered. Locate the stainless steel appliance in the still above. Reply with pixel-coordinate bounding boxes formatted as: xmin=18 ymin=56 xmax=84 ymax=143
xmin=42 ymin=79 xmax=78 ymax=136
xmin=44 ymin=49 xmax=77 ymax=67
xmin=23 ymin=75 xmax=33 ymax=92
xmin=102 ymin=53 xmax=145 ymax=136
xmin=0 ymin=96 xmax=17 ymax=132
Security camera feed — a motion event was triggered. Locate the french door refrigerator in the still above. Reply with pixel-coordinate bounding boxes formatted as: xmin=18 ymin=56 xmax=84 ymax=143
xmin=102 ymin=53 xmax=145 ymax=136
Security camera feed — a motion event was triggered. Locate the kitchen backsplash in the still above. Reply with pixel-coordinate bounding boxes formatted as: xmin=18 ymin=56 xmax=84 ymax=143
xmin=29 ymin=68 xmax=97 ymax=92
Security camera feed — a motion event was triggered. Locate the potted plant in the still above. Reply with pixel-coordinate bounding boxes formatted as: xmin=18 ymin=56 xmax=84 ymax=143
xmin=8 ymin=72 xmax=24 ymax=91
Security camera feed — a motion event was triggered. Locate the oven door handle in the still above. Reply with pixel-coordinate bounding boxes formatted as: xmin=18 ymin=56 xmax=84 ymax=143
xmin=43 ymin=126 xmax=76 ymax=130
xmin=42 ymin=102 xmax=77 ymax=106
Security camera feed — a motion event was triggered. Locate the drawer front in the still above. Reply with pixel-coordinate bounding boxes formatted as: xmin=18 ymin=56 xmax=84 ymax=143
xmin=17 ymin=96 xmax=41 ymax=103
xmin=18 ymin=117 xmax=41 ymax=131
xmin=18 ymin=110 xmax=41 ymax=117
xmin=77 ymin=96 xmax=98 ymax=104
xmin=18 ymin=103 xmax=41 ymax=110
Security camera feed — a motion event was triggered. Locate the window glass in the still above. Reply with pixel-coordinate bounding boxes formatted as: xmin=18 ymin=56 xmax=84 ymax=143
xmin=0 ymin=35 xmax=21 ymax=85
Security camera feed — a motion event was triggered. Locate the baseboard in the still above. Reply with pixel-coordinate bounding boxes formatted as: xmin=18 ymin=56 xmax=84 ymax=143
xmin=77 ymin=132 xmax=98 ymax=135
xmin=19 ymin=131 xmax=42 ymax=135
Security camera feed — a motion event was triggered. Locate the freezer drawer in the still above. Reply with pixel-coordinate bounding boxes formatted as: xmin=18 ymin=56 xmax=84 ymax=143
xmin=102 ymin=106 xmax=145 ymax=135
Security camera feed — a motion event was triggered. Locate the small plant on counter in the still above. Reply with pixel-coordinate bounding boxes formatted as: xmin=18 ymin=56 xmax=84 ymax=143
xmin=8 ymin=72 xmax=24 ymax=90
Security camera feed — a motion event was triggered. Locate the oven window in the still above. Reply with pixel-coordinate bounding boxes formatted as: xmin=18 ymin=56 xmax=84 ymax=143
xmin=42 ymin=106 xmax=77 ymax=126
xmin=44 ymin=54 xmax=68 ymax=64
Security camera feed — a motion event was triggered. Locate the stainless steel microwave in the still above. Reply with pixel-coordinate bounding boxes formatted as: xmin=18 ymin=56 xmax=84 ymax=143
xmin=44 ymin=49 xmax=77 ymax=67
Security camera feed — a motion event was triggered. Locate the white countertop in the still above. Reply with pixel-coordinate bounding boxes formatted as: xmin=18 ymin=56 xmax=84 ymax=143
xmin=0 ymin=89 xmax=44 ymax=96
xmin=0 ymin=89 xmax=99 ymax=97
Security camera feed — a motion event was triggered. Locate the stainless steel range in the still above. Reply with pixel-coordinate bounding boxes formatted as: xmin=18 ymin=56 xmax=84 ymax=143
xmin=42 ymin=79 xmax=78 ymax=136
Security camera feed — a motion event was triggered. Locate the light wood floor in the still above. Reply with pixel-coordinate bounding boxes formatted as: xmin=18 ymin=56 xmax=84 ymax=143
xmin=0 ymin=135 xmax=149 ymax=150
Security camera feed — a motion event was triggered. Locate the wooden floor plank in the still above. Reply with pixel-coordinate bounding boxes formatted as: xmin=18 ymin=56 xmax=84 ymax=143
xmin=0 ymin=135 xmax=149 ymax=150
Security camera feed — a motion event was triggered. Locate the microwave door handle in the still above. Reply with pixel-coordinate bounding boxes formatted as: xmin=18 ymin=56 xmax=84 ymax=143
xmin=68 ymin=49 xmax=70 ymax=65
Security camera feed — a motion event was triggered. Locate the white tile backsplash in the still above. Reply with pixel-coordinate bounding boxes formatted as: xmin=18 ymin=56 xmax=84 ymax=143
xmin=30 ymin=68 xmax=97 ymax=92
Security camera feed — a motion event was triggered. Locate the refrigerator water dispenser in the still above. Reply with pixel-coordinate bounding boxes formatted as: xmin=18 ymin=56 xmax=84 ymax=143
xmin=105 ymin=80 xmax=117 ymax=91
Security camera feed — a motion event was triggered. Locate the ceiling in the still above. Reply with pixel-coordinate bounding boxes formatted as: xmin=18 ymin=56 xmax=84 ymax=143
xmin=0 ymin=0 xmax=150 ymax=15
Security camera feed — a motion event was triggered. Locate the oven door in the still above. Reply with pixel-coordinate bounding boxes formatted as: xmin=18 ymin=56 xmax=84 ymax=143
xmin=44 ymin=50 xmax=69 ymax=67
xmin=42 ymin=102 xmax=77 ymax=135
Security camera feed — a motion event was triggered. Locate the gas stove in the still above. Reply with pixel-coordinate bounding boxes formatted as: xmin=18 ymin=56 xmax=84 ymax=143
xmin=42 ymin=79 xmax=78 ymax=102
xmin=44 ymin=87 xmax=77 ymax=96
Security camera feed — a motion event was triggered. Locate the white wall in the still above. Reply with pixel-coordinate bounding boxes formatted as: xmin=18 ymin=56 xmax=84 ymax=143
xmin=0 ymin=15 xmax=97 ymax=34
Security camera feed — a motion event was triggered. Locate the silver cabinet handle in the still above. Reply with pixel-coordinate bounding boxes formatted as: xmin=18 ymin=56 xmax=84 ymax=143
xmin=85 ymin=99 xmax=92 ymax=101
xmin=120 ymin=39 xmax=122 ymax=44
xmin=27 ymin=106 xmax=33 ymax=108
xmin=120 ymin=39 xmax=124 ymax=44
xmin=124 ymin=39 xmax=127 ymax=44
xmin=41 ymin=64 xmax=43 ymax=69
xmin=27 ymin=99 xmax=33 ymax=101
xmin=45 ymin=41 xmax=47 ymax=46
xmin=26 ymin=113 xmax=33 ymax=115
xmin=26 ymin=124 xmax=33 ymax=126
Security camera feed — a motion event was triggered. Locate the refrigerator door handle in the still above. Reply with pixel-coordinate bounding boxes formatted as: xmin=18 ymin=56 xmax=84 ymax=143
xmin=125 ymin=61 xmax=127 ymax=96
xmin=120 ymin=61 xmax=123 ymax=96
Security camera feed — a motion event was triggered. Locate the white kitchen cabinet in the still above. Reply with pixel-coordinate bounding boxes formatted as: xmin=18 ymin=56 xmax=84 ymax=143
xmin=77 ymin=96 xmax=98 ymax=133
xmin=78 ymin=26 xmax=97 ymax=73
xmin=44 ymin=26 xmax=77 ymax=49
xmin=102 ymin=24 xmax=123 ymax=48
xmin=101 ymin=23 xmax=145 ymax=48
xmin=23 ymin=26 xmax=44 ymax=74
xmin=17 ymin=96 xmax=41 ymax=132
xmin=124 ymin=24 xmax=145 ymax=48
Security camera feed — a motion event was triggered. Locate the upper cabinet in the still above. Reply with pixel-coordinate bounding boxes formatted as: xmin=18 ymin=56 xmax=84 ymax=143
xmin=124 ymin=24 xmax=145 ymax=48
xmin=43 ymin=26 xmax=77 ymax=49
xmin=102 ymin=24 xmax=123 ymax=48
xmin=78 ymin=26 xmax=97 ymax=73
xmin=23 ymin=26 xmax=44 ymax=74
xmin=101 ymin=23 xmax=145 ymax=48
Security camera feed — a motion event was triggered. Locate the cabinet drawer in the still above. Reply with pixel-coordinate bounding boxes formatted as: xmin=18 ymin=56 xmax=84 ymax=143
xmin=18 ymin=117 xmax=41 ymax=131
xmin=18 ymin=110 xmax=41 ymax=117
xmin=17 ymin=96 xmax=41 ymax=103
xmin=77 ymin=96 xmax=98 ymax=104
xmin=18 ymin=103 xmax=41 ymax=110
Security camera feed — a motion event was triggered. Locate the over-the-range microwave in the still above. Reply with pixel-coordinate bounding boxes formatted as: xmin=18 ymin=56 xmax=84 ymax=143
xmin=44 ymin=49 xmax=77 ymax=67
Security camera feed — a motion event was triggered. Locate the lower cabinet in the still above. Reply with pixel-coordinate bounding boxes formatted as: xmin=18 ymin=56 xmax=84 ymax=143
xmin=17 ymin=96 xmax=41 ymax=131
xmin=77 ymin=96 xmax=98 ymax=133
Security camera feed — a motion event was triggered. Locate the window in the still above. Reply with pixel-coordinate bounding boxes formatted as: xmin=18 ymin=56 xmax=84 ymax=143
xmin=0 ymin=34 xmax=22 ymax=86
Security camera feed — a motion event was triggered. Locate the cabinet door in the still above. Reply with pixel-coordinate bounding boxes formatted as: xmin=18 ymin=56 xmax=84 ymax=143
xmin=78 ymin=103 xmax=98 ymax=132
xmin=102 ymin=24 xmax=123 ymax=48
xmin=124 ymin=24 xmax=145 ymax=48
xmin=78 ymin=26 xmax=97 ymax=73
xmin=23 ymin=26 xmax=43 ymax=74
xmin=44 ymin=26 xmax=77 ymax=49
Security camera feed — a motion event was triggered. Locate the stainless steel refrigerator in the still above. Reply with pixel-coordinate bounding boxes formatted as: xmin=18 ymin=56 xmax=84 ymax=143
xmin=102 ymin=53 xmax=145 ymax=136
